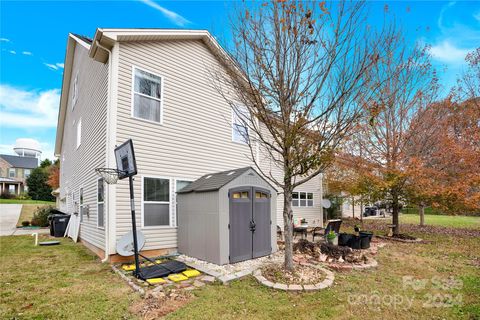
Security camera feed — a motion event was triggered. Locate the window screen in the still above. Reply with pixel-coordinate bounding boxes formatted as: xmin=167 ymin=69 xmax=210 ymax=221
xmin=143 ymin=177 xmax=170 ymax=226
xmin=133 ymin=68 xmax=163 ymax=123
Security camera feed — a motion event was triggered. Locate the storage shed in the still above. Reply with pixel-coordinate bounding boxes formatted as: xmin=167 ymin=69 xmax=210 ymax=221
xmin=177 ymin=167 xmax=277 ymax=265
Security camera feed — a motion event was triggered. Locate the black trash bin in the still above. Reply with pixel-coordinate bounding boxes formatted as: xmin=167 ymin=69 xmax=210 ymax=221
xmin=359 ymin=231 xmax=373 ymax=249
xmin=49 ymin=213 xmax=71 ymax=237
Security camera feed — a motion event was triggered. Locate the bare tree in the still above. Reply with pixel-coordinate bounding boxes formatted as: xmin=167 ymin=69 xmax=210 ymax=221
xmin=212 ymin=0 xmax=385 ymax=270
xmin=351 ymin=28 xmax=438 ymax=235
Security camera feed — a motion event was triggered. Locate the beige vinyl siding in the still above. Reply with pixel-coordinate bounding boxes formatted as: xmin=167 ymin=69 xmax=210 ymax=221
xmin=58 ymin=43 xmax=108 ymax=249
xmin=115 ymin=39 xmax=323 ymax=251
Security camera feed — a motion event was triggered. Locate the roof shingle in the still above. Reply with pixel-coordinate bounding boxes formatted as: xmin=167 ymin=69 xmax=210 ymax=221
xmin=177 ymin=167 xmax=252 ymax=194
xmin=0 ymin=155 xmax=38 ymax=169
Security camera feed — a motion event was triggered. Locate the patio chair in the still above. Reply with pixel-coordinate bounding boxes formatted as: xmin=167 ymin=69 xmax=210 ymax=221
xmin=312 ymin=219 xmax=342 ymax=242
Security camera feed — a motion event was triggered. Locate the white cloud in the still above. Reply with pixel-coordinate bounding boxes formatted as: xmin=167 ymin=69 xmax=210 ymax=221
xmin=9 ymin=50 xmax=16 ymax=55
xmin=474 ymin=11 xmax=480 ymax=22
xmin=430 ymin=40 xmax=472 ymax=64
xmin=0 ymin=38 xmax=10 ymax=42
xmin=22 ymin=51 xmax=33 ymax=56
xmin=139 ymin=0 xmax=191 ymax=26
xmin=0 ymin=85 xmax=60 ymax=128
xmin=44 ymin=62 xmax=64 ymax=71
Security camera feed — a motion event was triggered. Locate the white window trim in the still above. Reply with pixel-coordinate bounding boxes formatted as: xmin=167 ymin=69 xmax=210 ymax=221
xmin=97 ymin=178 xmax=105 ymax=229
xmin=130 ymin=65 xmax=165 ymax=125
xmin=173 ymin=178 xmax=195 ymax=227
xmin=76 ymin=118 xmax=82 ymax=149
xmin=231 ymin=106 xmax=249 ymax=144
xmin=8 ymin=168 xmax=15 ymax=178
xmin=72 ymin=71 xmax=79 ymax=108
xmin=292 ymin=191 xmax=315 ymax=208
xmin=141 ymin=175 xmax=173 ymax=229
xmin=24 ymin=169 xmax=31 ymax=178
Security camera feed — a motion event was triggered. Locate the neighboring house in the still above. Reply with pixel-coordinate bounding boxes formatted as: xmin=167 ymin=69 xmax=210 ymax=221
xmin=340 ymin=194 xmax=363 ymax=218
xmin=0 ymin=154 xmax=38 ymax=195
xmin=55 ymin=29 xmax=323 ymax=262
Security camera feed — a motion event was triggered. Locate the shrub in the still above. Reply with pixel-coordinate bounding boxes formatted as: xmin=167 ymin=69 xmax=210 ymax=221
xmin=0 ymin=191 xmax=16 ymax=199
xmin=16 ymin=192 xmax=31 ymax=200
xmin=31 ymin=206 xmax=54 ymax=227
xmin=21 ymin=221 xmax=30 ymax=227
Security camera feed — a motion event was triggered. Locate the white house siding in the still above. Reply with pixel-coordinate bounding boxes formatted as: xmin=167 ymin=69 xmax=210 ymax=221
xmin=59 ymin=42 xmax=108 ymax=249
xmin=114 ymin=39 xmax=323 ymax=252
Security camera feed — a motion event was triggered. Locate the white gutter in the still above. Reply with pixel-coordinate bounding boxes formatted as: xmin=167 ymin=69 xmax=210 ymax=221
xmin=96 ymin=40 xmax=113 ymax=263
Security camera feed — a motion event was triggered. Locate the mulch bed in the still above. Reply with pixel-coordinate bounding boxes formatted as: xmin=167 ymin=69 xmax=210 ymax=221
xmin=261 ymin=263 xmax=326 ymax=285
xmin=342 ymin=219 xmax=480 ymax=238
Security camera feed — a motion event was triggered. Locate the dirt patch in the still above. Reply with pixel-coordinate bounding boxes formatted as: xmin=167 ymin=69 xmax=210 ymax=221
xmin=130 ymin=289 xmax=193 ymax=319
xmin=261 ymin=263 xmax=326 ymax=285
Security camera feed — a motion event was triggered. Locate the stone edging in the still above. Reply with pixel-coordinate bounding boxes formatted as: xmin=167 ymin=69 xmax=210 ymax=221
xmin=253 ymin=264 xmax=335 ymax=291
xmin=376 ymin=235 xmax=423 ymax=243
xmin=111 ymin=265 xmax=145 ymax=297
xmin=326 ymin=258 xmax=378 ymax=271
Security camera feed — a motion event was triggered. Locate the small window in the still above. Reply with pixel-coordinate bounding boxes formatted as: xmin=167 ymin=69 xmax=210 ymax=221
xmin=24 ymin=169 xmax=31 ymax=178
xmin=76 ymin=118 xmax=82 ymax=149
xmin=255 ymin=192 xmax=268 ymax=199
xmin=232 ymin=106 xmax=249 ymax=144
xmin=232 ymin=191 xmax=249 ymax=199
xmin=132 ymin=68 xmax=163 ymax=123
xmin=292 ymin=192 xmax=314 ymax=207
xmin=8 ymin=185 xmax=15 ymax=193
xmin=8 ymin=168 xmax=15 ymax=178
xmin=143 ymin=177 xmax=170 ymax=227
xmin=292 ymin=192 xmax=299 ymax=207
xmin=97 ymin=178 xmax=105 ymax=228
xmin=72 ymin=72 xmax=78 ymax=107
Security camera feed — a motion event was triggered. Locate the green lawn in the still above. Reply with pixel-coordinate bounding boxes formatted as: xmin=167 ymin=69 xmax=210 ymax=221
xmin=400 ymin=214 xmax=480 ymax=229
xmin=0 ymin=199 xmax=55 ymax=205
xmin=16 ymin=204 xmax=53 ymax=227
xmin=1 ymin=224 xmax=479 ymax=319
xmin=0 ymin=236 xmax=139 ymax=319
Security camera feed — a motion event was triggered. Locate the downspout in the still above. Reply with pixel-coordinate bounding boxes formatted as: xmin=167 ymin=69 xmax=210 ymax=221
xmin=96 ymin=40 xmax=113 ymax=263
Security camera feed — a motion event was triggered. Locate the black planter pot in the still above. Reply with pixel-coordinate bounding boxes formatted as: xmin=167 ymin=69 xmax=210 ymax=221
xmin=338 ymin=233 xmax=354 ymax=246
xmin=359 ymin=231 xmax=373 ymax=249
xmin=349 ymin=235 xmax=362 ymax=249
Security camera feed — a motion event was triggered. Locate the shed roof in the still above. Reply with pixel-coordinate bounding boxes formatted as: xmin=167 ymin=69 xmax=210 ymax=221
xmin=0 ymin=154 xmax=38 ymax=169
xmin=178 ymin=167 xmax=254 ymax=194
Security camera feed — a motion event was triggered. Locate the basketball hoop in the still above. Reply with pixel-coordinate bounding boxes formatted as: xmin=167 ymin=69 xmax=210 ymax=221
xmin=95 ymin=168 xmax=124 ymax=185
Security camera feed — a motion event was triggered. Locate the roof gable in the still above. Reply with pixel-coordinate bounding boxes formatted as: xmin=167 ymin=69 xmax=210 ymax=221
xmin=0 ymin=154 xmax=38 ymax=169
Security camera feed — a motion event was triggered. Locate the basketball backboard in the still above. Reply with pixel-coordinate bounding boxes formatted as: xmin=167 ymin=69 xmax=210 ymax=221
xmin=114 ymin=139 xmax=137 ymax=179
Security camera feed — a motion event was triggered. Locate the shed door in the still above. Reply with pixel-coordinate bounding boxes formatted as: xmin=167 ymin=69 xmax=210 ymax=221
xmin=252 ymin=188 xmax=271 ymax=258
xmin=229 ymin=188 xmax=253 ymax=263
xmin=229 ymin=187 xmax=271 ymax=263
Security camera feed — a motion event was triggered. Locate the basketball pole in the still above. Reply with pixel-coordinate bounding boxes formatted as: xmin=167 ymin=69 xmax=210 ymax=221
xmin=129 ymin=175 xmax=141 ymax=278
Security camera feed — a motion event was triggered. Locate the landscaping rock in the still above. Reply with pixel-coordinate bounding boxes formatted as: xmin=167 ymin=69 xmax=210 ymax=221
xmin=201 ymin=275 xmax=215 ymax=283
xmin=193 ymin=280 xmax=205 ymax=288
xmin=273 ymin=283 xmax=288 ymax=290
xmin=288 ymin=284 xmax=303 ymax=291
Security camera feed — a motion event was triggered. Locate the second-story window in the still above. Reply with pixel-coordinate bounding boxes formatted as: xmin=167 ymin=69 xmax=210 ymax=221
xmin=72 ymin=72 xmax=79 ymax=107
xmin=232 ymin=106 xmax=249 ymax=144
xmin=132 ymin=67 xmax=163 ymax=123
xmin=24 ymin=169 xmax=31 ymax=178
xmin=8 ymin=168 xmax=15 ymax=178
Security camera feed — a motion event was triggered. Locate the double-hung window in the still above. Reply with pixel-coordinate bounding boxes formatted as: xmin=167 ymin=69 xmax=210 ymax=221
xmin=232 ymin=106 xmax=249 ymax=143
xmin=24 ymin=169 xmax=31 ymax=178
xmin=72 ymin=72 xmax=78 ymax=107
xmin=292 ymin=192 xmax=314 ymax=207
xmin=76 ymin=118 xmax=82 ymax=149
xmin=8 ymin=168 xmax=15 ymax=178
xmin=97 ymin=178 xmax=105 ymax=228
xmin=132 ymin=67 xmax=163 ymax=123
xmin=143 ymin=177 xmax=170 ymax=227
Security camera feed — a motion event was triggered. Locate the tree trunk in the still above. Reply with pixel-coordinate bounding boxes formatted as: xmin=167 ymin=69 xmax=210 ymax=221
xmin=392 ymin=191 xmax=400 ymax=235
xmin=283 ymin=186 xmax=294 ymax=271
xmin=419 ymin=205 xmax=425 ymax=226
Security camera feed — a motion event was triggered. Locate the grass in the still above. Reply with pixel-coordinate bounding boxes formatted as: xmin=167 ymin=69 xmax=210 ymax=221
xmin=16 ymin=204 xmax=52 ymax=227
xmin=0 ymin=199 xmax=55 ymax=205
xmin=400 ymin=214 xmax=480 ymax=229
xmin=1 ymin=219 xmax=479 ymax=319
xmin=167 ymin=229 xmax=479 ymax=320
xmin=0 ymin=235 xmax=139 ymax=319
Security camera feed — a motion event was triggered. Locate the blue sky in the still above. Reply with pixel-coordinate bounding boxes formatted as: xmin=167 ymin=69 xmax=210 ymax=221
xmin=0 ymin=1 xmax=479 ymax=160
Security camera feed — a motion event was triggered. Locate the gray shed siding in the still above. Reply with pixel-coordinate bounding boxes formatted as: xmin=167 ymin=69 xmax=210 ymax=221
xmin=58 ymin=42 xmax=108 ymax=249
xmin=178 ymin=168 xmax=277 ymax=265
